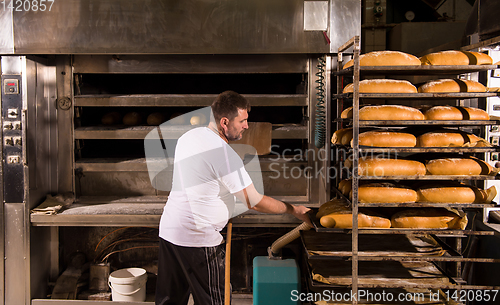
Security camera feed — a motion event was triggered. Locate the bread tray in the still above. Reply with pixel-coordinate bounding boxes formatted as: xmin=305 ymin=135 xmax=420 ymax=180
xmin=336 ymin=118 xmax=500 ymax=126
xmin=357 ymin=175 xmax=500 ymax=181
xmin=334 ymin=64 xmax=500 ymax=76
xmin=307 ymin=209 xmax=493 ymax=236
xmin=357 ymin=146 xmax=500 ymax=153
xmin=299 ymin=230 xmax=500 ymax=263
xmin=331 ymin=144 xmax=500 ymax=153
xmin=333 ymin=92 xmax=500 ymax=100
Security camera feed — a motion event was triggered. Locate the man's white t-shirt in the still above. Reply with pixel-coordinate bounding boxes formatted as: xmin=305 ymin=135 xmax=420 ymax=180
xmin=159 ymin=127 xmax=253 ymax=247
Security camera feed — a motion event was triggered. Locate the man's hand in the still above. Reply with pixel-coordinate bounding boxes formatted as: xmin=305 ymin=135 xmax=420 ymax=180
xmin=288 ymin=204 xmax=312 ymax=227
xmin=234 ymin=184 xmax=312 ymax=226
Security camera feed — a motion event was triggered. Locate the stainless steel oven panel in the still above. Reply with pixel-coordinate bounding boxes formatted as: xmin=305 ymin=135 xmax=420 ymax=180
xmin=56 ymin=57 xmax=74 ymax=195
xmin=1 ymin=56 xmax=60 ymax=303
xmin=330 ymin=0 xmax=362 ymax=54
xmin=0 ymin=9 xmax=14 ymax=54
xmin=4 ymin=203 xmax=27 ymax=305
xmin=73 ymin=54 xmax=309 ymax=74
xmin=6 ymin=0 xmax=357 ymax=55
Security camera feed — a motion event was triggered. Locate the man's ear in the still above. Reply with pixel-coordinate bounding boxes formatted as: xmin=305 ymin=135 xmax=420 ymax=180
xmin=220 ymin=117 xmax=229 ymax=131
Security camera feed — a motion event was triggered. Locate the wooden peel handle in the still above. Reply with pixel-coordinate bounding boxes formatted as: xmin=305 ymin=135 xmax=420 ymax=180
xmin=225 ymin=220 xmax=233 ymax=305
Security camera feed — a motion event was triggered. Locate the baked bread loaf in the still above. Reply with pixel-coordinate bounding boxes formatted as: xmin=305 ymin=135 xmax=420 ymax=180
xmin=355 ymin=183 xmax=418 ymax=203
xmin=391 ymin=208 xmax=467 ymax=229
xmin=340 ymin=107 xmax=352 ymax=119
xmin=341 ymin=105 xmax=424 ymax=120
xmin=343 ymin=79 xmax=417 ymax=94
xmin=190 ymin=113 xmax=207 ymax=125
xmin=320 ymin=211 xmax=391 ymax=229
xmin=358 ymin=131 xmax=417 ymax=147
xmin=318 ymin=200 xmax=391 ymax=228
xmin=122 ymin=112 xmax=143 ymax=126
xmin=464 ymin=51 xmax=494 ymax=65
xmin=316 ymin=198 xmax=351 ymax=218
xmin=342 ymin=50 xmax=421 ymax=69
xmin=425 ymin=157 xmax=496 ymax=175
xmin=418 ymin=79 xmax=486 ymax=93
xmin=147 ymin=112 xmax=166 ymax=126
xmin=101 ymin=111 xmax=122 ymax=125
xmin=420 ymin=50 xmax=493 ymax=65
xmin=416 ymin=130 xmax=483 ymax=147
xmin=338 ymin=179 xmax=352 ymax=196
xmin=416 ymin=184 xmax=496 ymax=204
xmin=169 ymin=112 xmax=186 ymax=125
xmin=331 ymin=128 xmax=353 ymax=145
xmin=345 ymin=156 xmax=426 ymax=176
xmin=423 ymin=106 xmax=489 ymax=120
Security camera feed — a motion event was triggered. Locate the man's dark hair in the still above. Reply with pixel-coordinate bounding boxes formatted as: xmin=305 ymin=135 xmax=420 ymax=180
xmin=211 ymin=90 xmax=251 ymax=123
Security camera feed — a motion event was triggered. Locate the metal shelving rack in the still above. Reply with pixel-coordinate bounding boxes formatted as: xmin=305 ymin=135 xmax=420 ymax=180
xmin=304 ymin=36 xmax=500 ymax=305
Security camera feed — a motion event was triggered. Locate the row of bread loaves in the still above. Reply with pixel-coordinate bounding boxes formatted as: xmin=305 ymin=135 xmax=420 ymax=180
xmin=341 ymin=105 xmax=489 ymax=121
xmin=337 ymin=180 xmax=496 ymax=205
xmin=342 ymin=78 xmax=486 ymax=94
xmin=343 ymin=155 xmax=499 ymax=176
xmin=317 ymin=198 xmax=468 ymax=229
xmin=101 ymin=111 xmax=206 ymax=126
xmin=342 ymin=50 xmax=493 ymax=69
xmin=332 ymin=128 xmax=491 ymax=148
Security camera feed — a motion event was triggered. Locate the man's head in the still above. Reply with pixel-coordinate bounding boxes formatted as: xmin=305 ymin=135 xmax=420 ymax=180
xmin=211 ymin=91 xmax=250 ymax=141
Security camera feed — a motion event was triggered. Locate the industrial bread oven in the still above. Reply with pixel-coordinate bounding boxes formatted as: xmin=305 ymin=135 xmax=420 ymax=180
xmin=0 ymin=1 xmax=360 ymax=304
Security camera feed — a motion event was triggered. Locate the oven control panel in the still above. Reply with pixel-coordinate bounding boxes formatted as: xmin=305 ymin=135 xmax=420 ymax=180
xmin=1 ymin=75 xmax=24 ymax=203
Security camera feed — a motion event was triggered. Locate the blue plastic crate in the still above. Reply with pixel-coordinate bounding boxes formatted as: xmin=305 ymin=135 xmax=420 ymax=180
xmin=252 ymin=256 xmax=300 ymax=305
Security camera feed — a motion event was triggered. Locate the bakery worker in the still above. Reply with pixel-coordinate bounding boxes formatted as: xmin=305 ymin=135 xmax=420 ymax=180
xmin=155 ymin=91 xmax=311 ymax=305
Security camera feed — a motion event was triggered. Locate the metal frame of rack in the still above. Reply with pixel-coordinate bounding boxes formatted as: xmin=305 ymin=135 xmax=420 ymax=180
xmin=305 ymin=36 xmax=500 ymax=305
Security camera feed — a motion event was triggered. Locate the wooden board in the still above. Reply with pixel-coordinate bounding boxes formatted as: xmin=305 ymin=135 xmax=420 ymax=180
xmin=229 ymin=122 xmax=272 ymax=157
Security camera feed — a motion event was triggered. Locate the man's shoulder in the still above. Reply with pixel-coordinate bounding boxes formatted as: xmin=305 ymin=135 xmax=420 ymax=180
xmin=176 ymin=127 xmax=224 ymax=156
xmin=178 ymin=127 xmax=215 ymax=143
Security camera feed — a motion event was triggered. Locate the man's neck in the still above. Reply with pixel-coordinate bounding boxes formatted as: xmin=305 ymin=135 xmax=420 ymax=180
xmin=208 ymin=122 xmax=229 ymax=143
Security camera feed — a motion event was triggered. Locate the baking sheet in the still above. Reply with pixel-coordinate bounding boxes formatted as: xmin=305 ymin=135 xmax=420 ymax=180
xmin=302 ymin=231 xmax=445 ymax=258
xmin=310 ymin=260 xmax=451 ymax=287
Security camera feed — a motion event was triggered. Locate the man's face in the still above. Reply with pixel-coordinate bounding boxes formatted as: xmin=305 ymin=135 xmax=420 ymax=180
xmin=225 ymin=108 xmax=249 ymax=141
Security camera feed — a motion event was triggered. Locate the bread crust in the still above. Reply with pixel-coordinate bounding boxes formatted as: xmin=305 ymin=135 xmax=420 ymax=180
xmin=356 ymin=183 xmax=418 ymax=203
xmin=426 ymin=157 xmax=493 ymax=175
xmin=358 ymin=131 xmax=417 ymax=147
xmin=320 ymin=212 xmax=391 ymax=228
xmin=423 ymin=106 xmax=489 ymax=120
xmin=420 ymin=50 xmax=493 ymax=66
xmin=343 ymin=79 xmax=417 ymax=94
xmin=418 ymin=79 xmax=486 ymax=93
xmin=343 ymin=50 xmax=420 ymax=69
xmin=122 ymin=112 xmax=142 ymax=126
xmin=391 ymin=209 xmax=466 ymax=229
xmin=416 ymin=130 xmax=482 ymax=147
xmin=416 ymin=185 xmax=488 ymax=204
xmin=351 ymin=157 xmax=426 ymax=176
xmin=341 ymin=105 xmax=424 ymax=120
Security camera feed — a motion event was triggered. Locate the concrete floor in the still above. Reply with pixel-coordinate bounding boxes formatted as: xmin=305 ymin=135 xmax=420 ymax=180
xmin=187 ymin=293 xmax=253 ymax=305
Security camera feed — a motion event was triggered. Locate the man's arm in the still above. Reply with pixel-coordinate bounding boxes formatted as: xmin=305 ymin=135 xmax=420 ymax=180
xmin=233 ymin=183 xmax=312 ymax=225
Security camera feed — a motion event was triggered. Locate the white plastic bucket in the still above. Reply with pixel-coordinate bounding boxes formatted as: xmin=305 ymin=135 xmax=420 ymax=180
xmin=108 ymin=268 xmax=147 ymax=302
